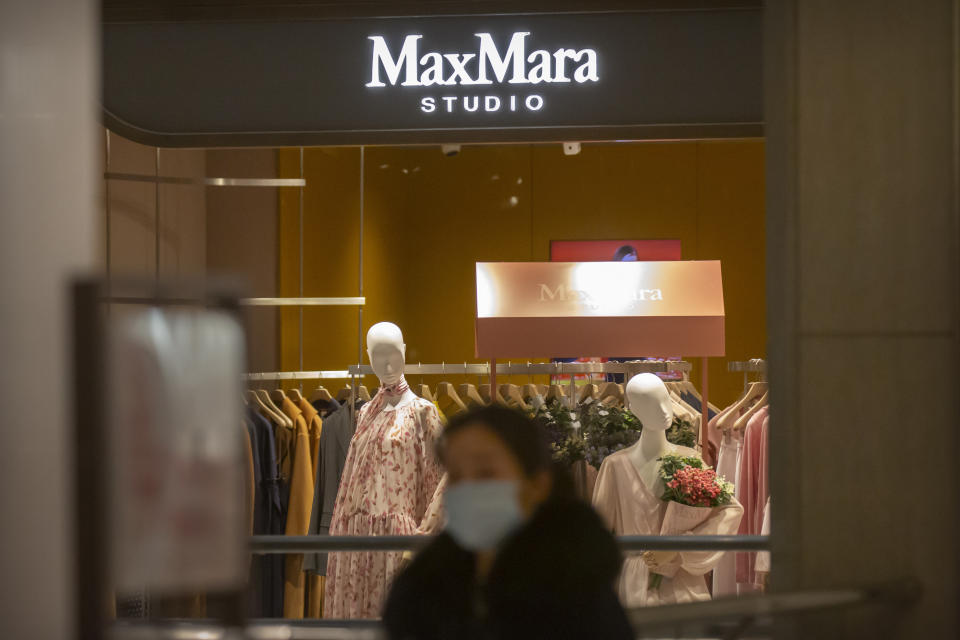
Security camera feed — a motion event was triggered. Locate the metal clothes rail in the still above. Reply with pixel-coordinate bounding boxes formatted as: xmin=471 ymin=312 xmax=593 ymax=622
xmin=728 ymin=358 xmax=767 ymax=390
xmin=241 ymin=297 xmax=366 ymax=307
xmin=243 ymin=359 xmax=693 ymax=381
xmin=104 ymin=172 xmax=306 ymax=187
xmin=728 ymin=358 xmax=767 ymax=373
xmin=348 ymin=360 xmax=692 ymax=377
xmin=243 ymin=371 xmax=352 ymax=381
xmin=249 ymin=534 xmax=770 ymax=554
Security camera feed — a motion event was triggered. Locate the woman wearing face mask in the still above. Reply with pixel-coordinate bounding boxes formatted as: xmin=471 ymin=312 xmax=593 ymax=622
xmin=382 ymin=405 xmax=632 ymax=640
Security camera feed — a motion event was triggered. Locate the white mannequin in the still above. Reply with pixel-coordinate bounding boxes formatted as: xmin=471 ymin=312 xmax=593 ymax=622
xmin=326 ymin=321 xmax=447 ymax=619
xmin=624 ymin=372 xmax=690 ymax=573
xmin=366 ymin=321 xmax=417 ymax=409
xmin=626 ymin=373 xmax=675 ymax=473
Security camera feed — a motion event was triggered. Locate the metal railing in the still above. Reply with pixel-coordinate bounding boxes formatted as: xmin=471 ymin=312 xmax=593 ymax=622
xmin=249 ymin=534 xmax=770 ymax=554
xmin=106 ymin=578 xmax=920 ymax=640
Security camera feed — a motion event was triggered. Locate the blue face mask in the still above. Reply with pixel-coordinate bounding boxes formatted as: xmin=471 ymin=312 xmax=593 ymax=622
xmin=444 ymin=480 xmax=524 ymax=551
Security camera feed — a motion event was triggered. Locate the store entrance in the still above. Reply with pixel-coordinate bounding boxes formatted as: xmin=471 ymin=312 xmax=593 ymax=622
xmin=97 ymin=135 xmax=768 ymax=628
xmin=92 ymin=4 xmax=772 ymax=636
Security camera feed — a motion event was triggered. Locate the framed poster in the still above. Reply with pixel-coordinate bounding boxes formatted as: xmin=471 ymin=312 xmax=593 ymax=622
xmin=550 ymin=239 xmax=682 ymax=262
xmin=547 ymin=240 xmax=683 ymax=382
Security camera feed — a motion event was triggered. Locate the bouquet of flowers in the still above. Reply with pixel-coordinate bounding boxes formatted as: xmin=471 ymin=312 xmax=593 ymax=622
xmin=528 ymin=400 xmax=585 ymax=466
xmin=580 ymin=403 xmax=643 ymax=468
xmin=647 ymin=454 xmax=734 ymax=590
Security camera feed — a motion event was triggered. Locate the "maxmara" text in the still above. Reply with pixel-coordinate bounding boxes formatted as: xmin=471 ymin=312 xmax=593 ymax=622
xmin=366 ymin=32 xmax=600 ymax=88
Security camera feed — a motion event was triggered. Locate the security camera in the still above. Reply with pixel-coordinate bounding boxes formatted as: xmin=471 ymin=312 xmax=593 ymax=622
xmin=563 ymin=142 xmax=582 ymax=156
xmin=441 ymin=144 xmax=461 ymax=157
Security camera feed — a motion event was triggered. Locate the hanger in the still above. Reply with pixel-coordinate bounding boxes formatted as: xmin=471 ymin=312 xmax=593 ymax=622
xmin=458 ymin=383 xmax=486 ymax=407
xmin=676 ymin=378 xmax=721 ymax=416
xmin=669 ymin=391 xmax=698 ymax=425
xmin=499 ymin=384 xmax=530 ymax=411
xmin=416 ymin=384 xmax=435 ymax=402
xmin=545 ymin=384 xmax=566 ymax=404
xmin=709 ymin=377 xmax=754 ymax=426
xmin=255 ymin=388 xmax=291 ymax=428
xmin=287 ymin=387 xmax=304 ymax=404
xmin=578 ymin=383 xmax=599 ymax=405
xmin=335 ymin=385 xmax=353 ymax=404
xmin=410 ymin=364 xmax=432 ymax=401
xmin=357 ymin=385 xmax=372 ymax=402
xmin=270 ymin=388 xmax=288 ymax=407
xmin=598 ymin=381 xmax=623 ymax=406
xmin=307 ymin=386 xmax=338 ymax=416
xmin=732 ymin=389 xmax=769 ymax=433
xmin=716 ymin=381 xmax=768 ymax=434
xmin=521 ymin=383 xmax=541 ymax=403
xmin=310 ymin=386 xmax=334 ymax=404
xmin=435 ymin=382 xmax=467 ymax=415
xmin=536 ymin=383 xmax=548 ymax=397
xmin=479 ymin=384 xmax=506 ymax=405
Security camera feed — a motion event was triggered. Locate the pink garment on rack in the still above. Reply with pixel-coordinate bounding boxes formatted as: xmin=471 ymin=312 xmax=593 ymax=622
xmin=735 ymin=405 xmax=769 ymax=585
xmin=704 ymin=412 xmax=723 ymax=468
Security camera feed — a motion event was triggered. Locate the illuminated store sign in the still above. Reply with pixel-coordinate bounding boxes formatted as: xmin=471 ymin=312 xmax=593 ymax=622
xmin=475 ymin=261 xmax=725 ymax=358
xmin=103 ymin=10 xmax=761 ymax=146
xmin=366 ymin=32 xmax=598 ymax=114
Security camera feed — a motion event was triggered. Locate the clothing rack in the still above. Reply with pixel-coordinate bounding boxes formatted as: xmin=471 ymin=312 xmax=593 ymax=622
xmin=241 ymin=297 xmax=365 ymax=306
xmin=346 ymin=360 xmax=693 ymax=377
xmin=244 ymin=370 xmax=352 ymax=381
xmin=243 ymin=360 xmax=692 ymax=382
xmin=245 ymin=360 xmax=697 ymax=430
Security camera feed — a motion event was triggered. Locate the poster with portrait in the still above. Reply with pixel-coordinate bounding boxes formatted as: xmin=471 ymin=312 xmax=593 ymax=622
xmin=549 ymin=240 xmax=683 ymax=383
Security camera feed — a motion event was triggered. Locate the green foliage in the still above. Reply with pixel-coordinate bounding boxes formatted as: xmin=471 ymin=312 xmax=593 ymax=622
xmin=666 ymin=416 xmax=698 ymax=448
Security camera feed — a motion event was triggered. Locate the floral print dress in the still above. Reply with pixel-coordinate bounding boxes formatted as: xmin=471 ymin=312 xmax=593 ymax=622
xmin=323 ymin=391 xmax=445 ymax=619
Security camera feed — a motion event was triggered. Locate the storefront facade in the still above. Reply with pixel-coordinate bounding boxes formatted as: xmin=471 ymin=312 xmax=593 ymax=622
xmin=0 ymin=1 xmax=957 ymax=638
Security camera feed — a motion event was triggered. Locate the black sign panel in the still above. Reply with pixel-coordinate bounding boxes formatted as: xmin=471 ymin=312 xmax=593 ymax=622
xmin=103 ymin=9 xmax=761 ymax=147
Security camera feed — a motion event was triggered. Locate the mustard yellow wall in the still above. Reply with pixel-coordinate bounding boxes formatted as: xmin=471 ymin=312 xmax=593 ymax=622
xmin=278 ymin=140 xmax=765 ymax=407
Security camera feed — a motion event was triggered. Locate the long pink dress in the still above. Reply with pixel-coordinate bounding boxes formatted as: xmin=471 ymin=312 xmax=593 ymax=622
xmin=323 ymin=392 xmax=445 ymax=619
xmin=592 ymin=444 xmax=743 ymax=608
xmin=736 ymin=406 xmax=769 ymax=586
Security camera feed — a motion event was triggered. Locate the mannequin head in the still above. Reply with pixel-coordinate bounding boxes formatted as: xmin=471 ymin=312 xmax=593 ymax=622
xmin=626 ymin=373 xmax=673 ymax=432
xmin=366 ymin=322 xmax=406 ymax=387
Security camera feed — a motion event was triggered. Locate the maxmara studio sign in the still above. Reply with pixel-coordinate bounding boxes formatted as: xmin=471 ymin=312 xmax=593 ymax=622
xmin=366 ymin=32 xmax=599 ymax=114
xmin=102 ymin=10 xmax=761 ymax=145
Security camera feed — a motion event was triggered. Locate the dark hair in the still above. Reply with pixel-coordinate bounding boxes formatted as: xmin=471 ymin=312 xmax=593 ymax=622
xmin=440 ymin=405 xmax=574 ymax=499
xmin=613 ymin=245 xmax=638 ymax=261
